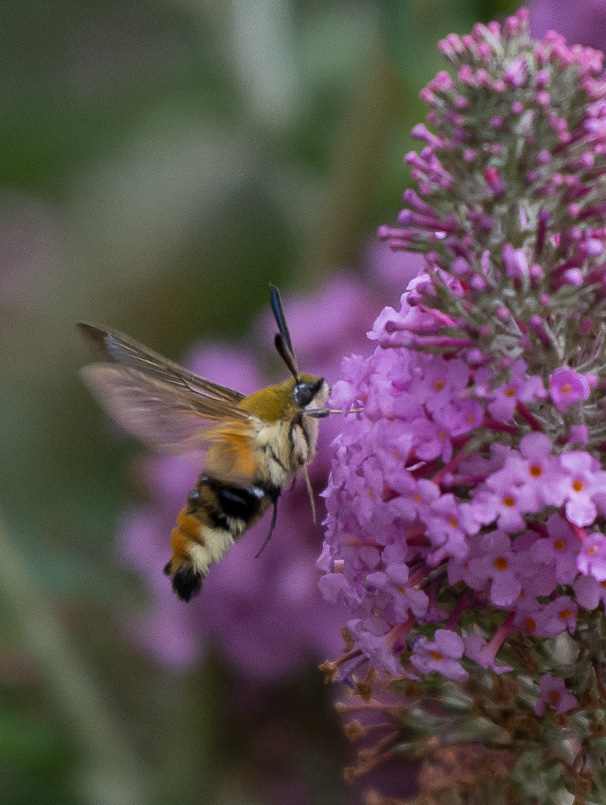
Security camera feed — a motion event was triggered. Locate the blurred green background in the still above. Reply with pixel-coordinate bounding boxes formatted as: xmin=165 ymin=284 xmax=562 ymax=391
xmin=0 ymin=2 xmax=517 ymax=803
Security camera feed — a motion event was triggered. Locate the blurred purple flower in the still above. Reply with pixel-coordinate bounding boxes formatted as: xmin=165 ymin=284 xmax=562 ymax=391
xmin=365 ymin=240 xmax=425 ymax=288
xmin=530 ymin=0 xmax=606 ymax=51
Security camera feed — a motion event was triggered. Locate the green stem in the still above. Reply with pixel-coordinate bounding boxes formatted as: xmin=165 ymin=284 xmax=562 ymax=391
xmin=302 ymin=43 xmax=405 ymax=285
xmin=0 ymin=514 xmax=147 ymax=805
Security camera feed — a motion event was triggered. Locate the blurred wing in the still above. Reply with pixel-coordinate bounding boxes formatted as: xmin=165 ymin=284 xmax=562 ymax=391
xmin=77 ymin=323 xmax=245 ymax=405
xmin=80 ymin=364 xmax=256 ymax=454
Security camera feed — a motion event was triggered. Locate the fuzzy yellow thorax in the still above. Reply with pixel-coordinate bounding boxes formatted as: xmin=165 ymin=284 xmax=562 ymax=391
xmin=238 ymin=373 xmax=321 ymax=421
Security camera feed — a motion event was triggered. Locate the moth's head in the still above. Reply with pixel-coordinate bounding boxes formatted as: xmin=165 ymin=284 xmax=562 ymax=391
xmin=240 ymin=374 xmax=329 ymax=422
xmin=292 ymin=373 xmax=329 ymax=413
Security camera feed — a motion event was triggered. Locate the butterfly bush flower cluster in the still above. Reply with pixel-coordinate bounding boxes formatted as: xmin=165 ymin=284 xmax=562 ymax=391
xmin=321 ymin=10 xmax=606 ymax=801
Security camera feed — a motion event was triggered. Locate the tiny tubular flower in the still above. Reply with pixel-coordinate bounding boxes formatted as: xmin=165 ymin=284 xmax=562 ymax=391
xmin=549 ymin=367 xmax=592 ymax=412
xmin=534 ymin=674 xmax=578 ymax=716
xmin=410 ymin=630 xmax=468 ymax=681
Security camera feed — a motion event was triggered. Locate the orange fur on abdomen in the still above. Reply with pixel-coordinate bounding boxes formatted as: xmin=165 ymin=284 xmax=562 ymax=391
xmin=164 ymin=500 xmax=237 ymax=601
xmin=169 ymin=508 xmax=205 ymax=559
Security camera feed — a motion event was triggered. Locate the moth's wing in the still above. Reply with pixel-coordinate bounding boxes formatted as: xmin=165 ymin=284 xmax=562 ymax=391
xmin=77 ymin=323 xmax=245 ymax=405
xmin=80 ymin=364 xmax=257 ymax=455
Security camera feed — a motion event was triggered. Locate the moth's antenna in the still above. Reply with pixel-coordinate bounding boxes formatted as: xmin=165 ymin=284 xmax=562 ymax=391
xmin=270 ymin=286 xmax=294 ymax=355
xmin=274 ymin=333 xmax=299 ymax=380
xmin=270 ymin=286 xmax=299 ymax=379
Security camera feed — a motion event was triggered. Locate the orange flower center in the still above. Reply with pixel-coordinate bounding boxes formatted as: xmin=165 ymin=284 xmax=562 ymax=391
xmin=501 ymin=496 xmax=515 ymax=508
xmin=529 ymin=464 xmax=542 ymax=478
xmin=494 ymin=557 xmax=508 ymax=571
xmin=572 ymin=479 xmax=584 ymax=493
xmin=434 ymin=379 xmax=445 ymax=391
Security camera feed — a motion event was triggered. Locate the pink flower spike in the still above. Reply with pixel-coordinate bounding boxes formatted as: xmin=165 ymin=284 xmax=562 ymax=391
xmin=549 ymin=367 xmax=592 ymax=412
xmin=534 ymin=675 xmax=577 ymax=716
xmin=323 ymin=7 xmax=606 ymax=716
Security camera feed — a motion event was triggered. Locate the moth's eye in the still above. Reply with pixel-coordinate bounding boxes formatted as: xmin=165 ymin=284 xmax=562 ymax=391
xmin=293 ymin=378 xmax=325 ymax=407
xmin=293 ymin=383 xmax=314 ymax=407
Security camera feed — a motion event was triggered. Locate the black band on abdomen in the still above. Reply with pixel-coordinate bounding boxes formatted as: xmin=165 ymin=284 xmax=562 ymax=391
xmin=198 ymin=474 xmax=279 ymax=524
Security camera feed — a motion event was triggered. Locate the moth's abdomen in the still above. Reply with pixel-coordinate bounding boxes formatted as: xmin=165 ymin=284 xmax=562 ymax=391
xmin=164 ymin=508 xmax=227 ymax=601
xmin=164 ymin=474 xmax=278 ymax=601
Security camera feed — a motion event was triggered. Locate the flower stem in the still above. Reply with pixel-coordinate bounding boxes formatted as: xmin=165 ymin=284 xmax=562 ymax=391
xmin=303 ymin=44 xmax=404 ymax=284
xmin=516 ymin=401 xmax=543 ymax=431
xmin=0 ymin=513 xmax=147 ymax=805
